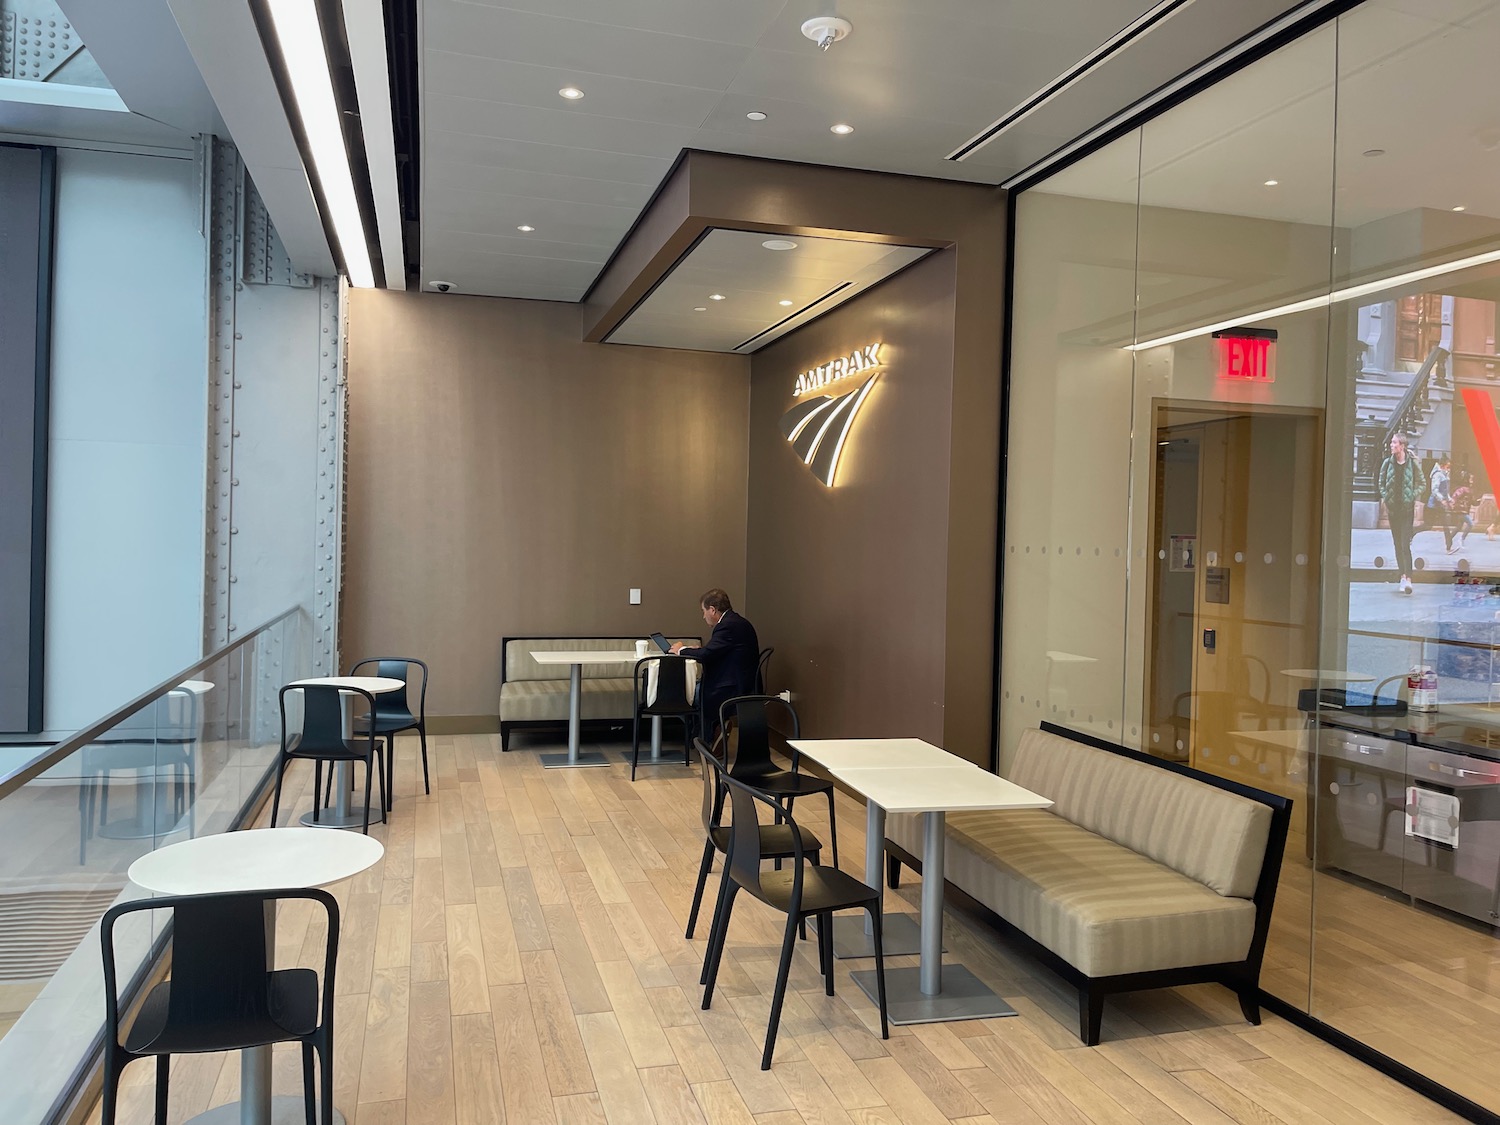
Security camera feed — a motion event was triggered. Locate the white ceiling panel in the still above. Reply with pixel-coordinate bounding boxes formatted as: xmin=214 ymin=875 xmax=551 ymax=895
xmin=607 ymin=228 xmax=930 ymax=352
xmin=463 ymin=0 xmax=787 ymax=45
xmin=420 ymin=0 xmax=1319 ymax=303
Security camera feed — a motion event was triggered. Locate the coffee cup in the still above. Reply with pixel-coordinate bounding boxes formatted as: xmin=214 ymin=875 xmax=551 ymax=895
xmin=635 ymin=639 xmax=650 ymax=657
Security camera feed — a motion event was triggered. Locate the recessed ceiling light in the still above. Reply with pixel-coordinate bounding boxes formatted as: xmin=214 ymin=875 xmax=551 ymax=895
xmin=762 ymin=239 xmax=798 ymax=251
xmin=1362 ymin=148 xmax=1385 ymax=158
xmin=779 ymin=299 xmax=794 ymax=307
xmin=1263 ymin=179 xmax=1278 ymax=186
xmin=1453 ymin=205 xmax=1468 ymax=212
xmin=558 ymin=86 xmax=585 ymax=100
xmin=694 ymin=306 xmax=707 ymax=312
xmin=830 ymin=123 xmax=854 ymax=135
xmin=746 ymin=111 xmax=768 ymax=121
xmin=709 ymin=293 xmax=726 ymax=301
xmin=516 ymin=224 xmax=535 ymax=232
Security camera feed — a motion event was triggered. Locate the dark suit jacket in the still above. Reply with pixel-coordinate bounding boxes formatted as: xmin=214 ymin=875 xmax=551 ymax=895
xmin=680 ymin=610 xmax=759 ymax=729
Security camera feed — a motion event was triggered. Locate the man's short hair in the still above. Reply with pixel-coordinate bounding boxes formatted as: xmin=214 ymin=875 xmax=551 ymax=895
xmin=700 ymin=588 xmax=733 ymax=614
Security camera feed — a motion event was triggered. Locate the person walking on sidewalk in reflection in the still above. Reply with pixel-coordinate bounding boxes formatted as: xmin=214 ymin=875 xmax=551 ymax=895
xmin=1451 ymin=471 xmax=1476 ymax=548
xmin=1379 ymin=432 xmax=1421 ymax=594
xmin=1429 ymin=455 xmax=1456 ymax=553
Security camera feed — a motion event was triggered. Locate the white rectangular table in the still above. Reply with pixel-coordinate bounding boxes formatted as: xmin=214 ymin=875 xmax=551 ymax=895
xmin=788 ymin=738 xmax=979 ymax=958
xmin=828 ymin=760 xmax=1052 ymax=1024
xmin=528 ymin=651 xmax=638 ymax=767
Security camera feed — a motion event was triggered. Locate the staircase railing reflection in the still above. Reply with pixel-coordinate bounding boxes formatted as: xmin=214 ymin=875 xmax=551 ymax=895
xmin=0 ymin=606 xmax=314 ymax=1125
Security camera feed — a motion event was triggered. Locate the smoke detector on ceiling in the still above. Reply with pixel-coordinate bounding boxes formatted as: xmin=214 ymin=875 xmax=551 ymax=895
xmin=801 ymin=16 xmax=852 ymax=51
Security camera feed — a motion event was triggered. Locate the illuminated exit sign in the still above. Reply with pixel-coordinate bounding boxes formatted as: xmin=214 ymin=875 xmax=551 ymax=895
xmin=1212 ymin=327 xmax=1277 ymax=382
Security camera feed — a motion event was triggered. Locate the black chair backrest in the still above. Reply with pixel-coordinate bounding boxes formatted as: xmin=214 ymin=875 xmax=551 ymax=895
xmin=755 ymin=647 xmax=773 ymax=694
xmin=634 ymin=655 xmax=693 ymax=708
xmin=101 ymin=888 xmax=339 ymax=1049
xmin=348 ymin=657 xmax=429 ymax=716
xmin=280 ymin=684 xmax=376 ymax=758
xmin=718 ymin=695 xmax=799 ymax=778
xmin=714 ymin=759 xmax=809 ymax=905
xmin=694 ymin=738 xmax=728 ymax=837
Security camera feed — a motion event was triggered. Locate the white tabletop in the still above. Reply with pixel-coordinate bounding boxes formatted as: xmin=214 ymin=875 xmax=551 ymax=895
xmin=788 ymin=738 xmax=980 ymax=771
xmin=828 ymin=766 xmax=1053 ymax=815
xmin=288 ymin=676 xmax=404 ymax=693
xmin=1045 ymin=651 xmax=1098 ymax=664
xmin=1279 ymin=669 xmax=1374 ymax=683
xmin=529 ymin=650 xmax=639 ymax=665
xmin=175 ymin=679 xmax=214 ymax=694
xmin=128 ymin=827 xmax=384 ymax=895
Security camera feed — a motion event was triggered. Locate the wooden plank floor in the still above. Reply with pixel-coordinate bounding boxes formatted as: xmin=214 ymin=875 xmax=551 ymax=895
xmin=89 ymin=732 xmax=1465 ymax=1125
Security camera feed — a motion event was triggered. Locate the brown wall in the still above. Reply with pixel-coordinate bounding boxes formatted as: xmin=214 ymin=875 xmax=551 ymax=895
xmin=342 ymin=289 xmax=750 ymax=724
xmin=748 ymin=252 xmax=958 ymax=744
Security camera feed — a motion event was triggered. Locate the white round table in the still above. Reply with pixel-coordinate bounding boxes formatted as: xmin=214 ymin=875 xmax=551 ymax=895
xmin=1279 ymin=669 xmax=1375 ymax=684
xmin=129 ymin=828 xmax=383 ymax=1125
xmin=285 ymin=677 xmax=403 ymax=829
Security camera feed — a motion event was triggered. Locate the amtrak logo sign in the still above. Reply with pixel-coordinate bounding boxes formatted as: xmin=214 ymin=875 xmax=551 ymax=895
xmin=779 ymin=343 xmax=882 ymax=487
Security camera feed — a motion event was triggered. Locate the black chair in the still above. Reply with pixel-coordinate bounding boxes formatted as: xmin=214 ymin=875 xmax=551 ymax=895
xmin=685 ymin=738 xmax=822 ymax=940
xmin=272 ymin=684 xmax=387 ymax=834
xmin=349 ymin=657 xmax=429 ymax=810
xmin=699 ymin=757 xmax=889 ymax=1069
xmin=718 ymin=695 xmax=839 ymax=869
xmin=100 ymin=888 xmax=339 ymax=1125
xmin=755 ymin=646 xmax=774 ymax=694
xmin=631 ymin=655 xmax=698 ymax=780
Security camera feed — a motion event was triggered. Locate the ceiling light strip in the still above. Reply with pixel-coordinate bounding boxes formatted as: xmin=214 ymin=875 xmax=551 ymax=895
xmin=265 ymin=0 xmax=375 ymax=288
xmin=341 ymin=0 xmax=404 ymax=289
xmin=947 ymin=0 xmax=1195 ymax=163
xmin=732 ymin=282 xmax=852 ymax=352
xmin=999 ymin=0 xmax=1342 ymax=190
xmin=1127 ymin=246 xmax=1500 ymax=351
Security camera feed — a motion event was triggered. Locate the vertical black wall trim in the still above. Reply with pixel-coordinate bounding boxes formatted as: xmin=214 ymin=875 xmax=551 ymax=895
xmin=29 ymin=147 xmax=55 ymax=732
xmin=988 ymin=186 xmax=1019 ymax=776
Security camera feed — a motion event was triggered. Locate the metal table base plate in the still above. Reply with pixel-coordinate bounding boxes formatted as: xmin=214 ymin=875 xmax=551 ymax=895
xmin=850 ymin=963 xmax=1017 ymax=1025
xmin=812 ymin=913 xmax=934 ymax=959
xmin=301 ymin=806 xmax=379 ymax=829
xmin=185 ymin=1096 xmax=345 ymax=1125
xmin=540 ymin=750 xmax=612 ymax=769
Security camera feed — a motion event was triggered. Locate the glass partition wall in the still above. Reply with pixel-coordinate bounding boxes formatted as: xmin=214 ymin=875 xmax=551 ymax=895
xmin=1004 ymin=0 xmax=1500 ymax=1112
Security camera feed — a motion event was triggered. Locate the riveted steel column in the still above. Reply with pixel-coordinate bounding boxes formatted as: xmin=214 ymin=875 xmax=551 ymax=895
xmin=203 ymin=137 xmax=240 ymax=654
xmin=312 ymin=277 xmax=343 ymax=677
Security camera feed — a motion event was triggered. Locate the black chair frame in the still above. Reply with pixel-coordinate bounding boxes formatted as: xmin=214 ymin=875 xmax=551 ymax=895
xmin=699 ymin=752 xmax=888 ymax=1069
xmin=717 ymin=694 xmax=839 ymax=870
xmin=684 ymin=737 xmax=822 ymax=940
xmin=273 ymin=684 xmax=387 ymax=834
xmin=348 ymin=657 xmax=429 ymax=810
xmin=630 ymin=655 xmax=698 ymax=780
xmin=100 ymin=888 xmax=339 ymax=1125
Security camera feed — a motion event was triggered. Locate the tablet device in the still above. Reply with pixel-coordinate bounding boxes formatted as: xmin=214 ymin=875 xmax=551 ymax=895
xmin=650 ymin=632 xmax=673 ymax=653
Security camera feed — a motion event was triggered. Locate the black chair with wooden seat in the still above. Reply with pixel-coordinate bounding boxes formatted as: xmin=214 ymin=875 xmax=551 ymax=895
xmin=100 ymin=888 xmax=339 ymax=1125
xmin=755 ymin=646 xmax=774 ymax=694
xmin=630 ymin=655 xmax=699 ymax=780
xmin=699 ymin=756 xmax=889 ymax=1070
xmin=685 ymin=737 xmax=822 ymax=940
xmin=273 ymin=683 xmax=387 ymax=834
xmin=348 ymin=657 xmax=429 ymax=810
xmin=718 ymin=694 xmax=839 ymax=869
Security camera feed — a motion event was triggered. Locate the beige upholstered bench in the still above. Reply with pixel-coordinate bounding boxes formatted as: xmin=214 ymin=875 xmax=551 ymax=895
xmin=885 ymin=723 xmax=1290 ymax=1044
xmin=498 ymin=636 xmax=697 ymax=751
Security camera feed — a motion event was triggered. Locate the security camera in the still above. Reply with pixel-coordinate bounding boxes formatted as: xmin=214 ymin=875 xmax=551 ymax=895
xmin=430 ymin=280 xmax=456 ymax=293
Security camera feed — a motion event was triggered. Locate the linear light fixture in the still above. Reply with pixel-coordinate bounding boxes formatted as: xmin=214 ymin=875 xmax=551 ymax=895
xmin=342 ymin=0 xmax=404 ymax=289
xmin=265 ymin=0 xmax=375 ymax=288
xmin=1127 ymin=246 xmax=1500 ymax=351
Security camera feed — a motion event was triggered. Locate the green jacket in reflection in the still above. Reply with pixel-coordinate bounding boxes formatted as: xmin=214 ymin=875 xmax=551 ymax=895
xmin=1379 ymin=454 xmax=1422 ymax=506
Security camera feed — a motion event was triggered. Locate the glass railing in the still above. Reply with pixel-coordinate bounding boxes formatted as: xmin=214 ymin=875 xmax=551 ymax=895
xmin=0 ymin=607 xmax=313 ymax=1125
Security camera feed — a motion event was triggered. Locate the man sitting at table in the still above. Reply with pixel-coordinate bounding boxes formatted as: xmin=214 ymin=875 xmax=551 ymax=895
xmin=671 ymin=588 xmax=759 ymax=739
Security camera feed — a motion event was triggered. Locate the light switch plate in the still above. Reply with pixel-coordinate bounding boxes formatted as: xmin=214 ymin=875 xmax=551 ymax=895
xmin=629 ymin=588 xmax=641 ymax=605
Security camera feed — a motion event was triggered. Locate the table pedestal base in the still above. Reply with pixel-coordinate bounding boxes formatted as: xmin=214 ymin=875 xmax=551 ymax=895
xmin=184 ymin=1096 xmax=345 ymax=1125
xmin=301 ymin=806 xmax=379 ymax=829
xmin=540 ymin=751 xmax=611 ymax=769
xmin=811 ymin=913 xmax=932 ymax=959
xmin=849 ymin=964 xmax=1016 ymax=1025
